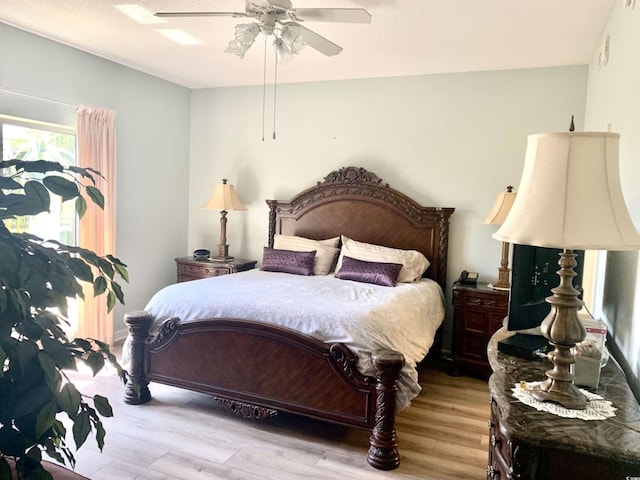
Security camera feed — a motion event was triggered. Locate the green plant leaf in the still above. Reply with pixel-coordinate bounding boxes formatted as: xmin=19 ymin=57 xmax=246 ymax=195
xmin=0 ymin=176 xmax=22 ymax=190
xmin=43 ymin=175 xmax=80 ymax=201
xmin=67 ymin=257 xmax=93 ymax=283
xmin=72 ymin=410 xmax=91 ymax=449
xmin=67 ymin=165 xmax=96 ymax=184
xmin=35 ymin=401 xmax=57 ymax=439
xmin=0 ymin=194 xmax=47 ymax=216
xmin=52 ymin=419 xmax=67 ymax=440
xmin=41 ymin=336 xmax=76 ymax=370
xmin=97 ymin=257 xmax=114 ymax=279
xmin=24 ymin=180 xmax=51 ymax=208
xmin=76 ymin=248 xmax=101 ymax=268
xmin=58 ymin=383 xmax=82 ymax=417
xmin=35 ymin=311 xmax=69 ymax=342
xmin=95 ymin=419 xmax=106 ymax=451
xmin=37 ymin=351 xmax=60 ymax=392
xmin=93 ymin=395 xmax=113 ymax=418
xmin=85 ymin=351 xmax=105 ymax=376
xmin=111 ymin=281 xmax=125 ymax=304
xmin=85 ymin=185 xmax=104 ymax=209
xmin=19 ymin=159 xmax=64 ymax=174
xmin=106 ymin=254 xmax=129 ymax=283
xmin=42 ymin=438 xmax=66 ymax=465
xmin=75 ymin=195 xmax=87 ymax=219
xmin=106 ymin=291 xmax=116 ymax=313
xmin=72 ymin=338 xmax=92 ymax=351
xmin=93 ymin=276 xmax=107 ymax=296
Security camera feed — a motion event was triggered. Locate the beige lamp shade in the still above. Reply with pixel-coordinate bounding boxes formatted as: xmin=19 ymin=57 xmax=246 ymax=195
xmin=483 ymin=185 xmax=517 ymax=290
xmin=483 ymin=186 xmax=517 ymax=225
xmin=202 ymin=179 xmax=247 ymax=211
xmin=201 ymin=179 xmax=246 ymax=261
xmin=494 ymin=132 xmax=640 ymax=250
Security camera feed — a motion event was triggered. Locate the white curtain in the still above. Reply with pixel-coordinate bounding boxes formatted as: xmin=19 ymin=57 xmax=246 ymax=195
xmin=76 ymin=105 xmax=117 ymax=343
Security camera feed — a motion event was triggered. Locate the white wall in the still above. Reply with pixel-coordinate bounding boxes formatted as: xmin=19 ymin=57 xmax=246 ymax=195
xmin=189 ymin=67 xmax=587 ymax=349
xmin=0 ymin=24 xmax=192 ymax=339
xmin=584 ymin=2 xmax=640 ymax=394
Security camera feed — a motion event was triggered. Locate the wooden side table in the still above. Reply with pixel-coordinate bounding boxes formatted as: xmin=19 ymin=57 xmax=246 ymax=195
xmin=450 ymin=282 xmax=509 ymax=377
xmin=175 ymin=257 xmax=257 ymax=282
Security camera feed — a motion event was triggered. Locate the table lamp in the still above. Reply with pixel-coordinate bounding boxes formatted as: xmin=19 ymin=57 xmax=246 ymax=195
xmin=483 ymin=185 xmax=517 ymax=290
xmin=202 ymin=179 xmax=247 ymax=261
xmin=494 ymin=131 xmax=640 ymax=409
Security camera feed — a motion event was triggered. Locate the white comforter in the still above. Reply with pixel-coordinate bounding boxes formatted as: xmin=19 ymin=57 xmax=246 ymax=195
xmin=144 ymin=269 xmax=445 ymax=410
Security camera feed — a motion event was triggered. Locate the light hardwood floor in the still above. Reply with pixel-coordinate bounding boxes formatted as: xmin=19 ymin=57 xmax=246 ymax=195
xmin=59 ymin=360 xmax=490 ymax=480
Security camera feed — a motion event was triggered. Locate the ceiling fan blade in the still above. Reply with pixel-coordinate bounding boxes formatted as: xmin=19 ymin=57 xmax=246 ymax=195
xmin=155 ymin=11 xmax=250 ymax=18
xmin=248 ymin=0 xmax=272 ymax=8
xmin=282 ymin=22 xmax=342 ymax=56
xmin=291 ymin=8 xmax=372 ymax=23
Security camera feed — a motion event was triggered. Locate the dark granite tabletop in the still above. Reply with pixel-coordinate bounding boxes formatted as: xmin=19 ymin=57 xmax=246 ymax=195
xmin=488 ymin=327 xmax=640 ymax=466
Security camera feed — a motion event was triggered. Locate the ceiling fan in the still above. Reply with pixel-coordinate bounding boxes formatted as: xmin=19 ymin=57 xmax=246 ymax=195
xmin=155 ymin=0 xmax=372 ymax=60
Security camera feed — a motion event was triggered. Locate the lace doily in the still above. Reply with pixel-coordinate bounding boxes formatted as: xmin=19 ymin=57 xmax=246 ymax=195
xmin=512 ymin=381 xmax=617 ymax=420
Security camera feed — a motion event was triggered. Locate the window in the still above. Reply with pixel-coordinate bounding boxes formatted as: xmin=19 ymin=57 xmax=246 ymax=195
xmin=1 ymin=115 xmax=77 ymax=244
xmin=1 ymin=114 xmax=79 ymax=329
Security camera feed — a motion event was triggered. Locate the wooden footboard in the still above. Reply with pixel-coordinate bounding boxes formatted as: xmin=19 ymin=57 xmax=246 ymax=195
xmin=123 ymin=311 xmax=405 ymax=470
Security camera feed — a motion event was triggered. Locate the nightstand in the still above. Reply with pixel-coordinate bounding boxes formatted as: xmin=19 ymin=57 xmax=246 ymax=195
xmin=450 ymin=282 xmax=509 ymax=377
xmin=175 ymin=257 xmax=257 ymax=282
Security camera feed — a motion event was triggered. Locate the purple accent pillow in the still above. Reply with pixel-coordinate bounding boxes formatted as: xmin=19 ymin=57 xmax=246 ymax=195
xmin=335 ymin=256 xmax=403 ymax=287
xmin=261 ymin=247 xmax=316 ymax=276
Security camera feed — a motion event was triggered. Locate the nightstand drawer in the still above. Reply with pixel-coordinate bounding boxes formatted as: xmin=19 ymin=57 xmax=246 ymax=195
xmin=179 ymin=263 xmax=229 ymax=278
xmin=464 ymin=293 xmax=508 ymax=310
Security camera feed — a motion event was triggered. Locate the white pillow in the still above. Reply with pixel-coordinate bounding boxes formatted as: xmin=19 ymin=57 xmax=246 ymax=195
xmin=273 ymin=235 xmax=340 ymax=275
xmin=336 ymin=236 xmax=430 ymax=282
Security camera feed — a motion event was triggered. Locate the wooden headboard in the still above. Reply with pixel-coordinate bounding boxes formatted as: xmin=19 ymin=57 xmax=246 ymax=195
xmin=267 ymin=166 xmax=455 ymax=290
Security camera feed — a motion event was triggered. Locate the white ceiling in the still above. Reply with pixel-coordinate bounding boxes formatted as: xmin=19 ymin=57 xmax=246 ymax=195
xmin=0 ymin=0 xmax=617 ymax=89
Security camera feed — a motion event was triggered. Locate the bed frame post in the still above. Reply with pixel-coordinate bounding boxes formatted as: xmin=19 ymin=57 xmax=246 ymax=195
xmin=367 ymin=350 xmax=405 ymax=470
xmin=123 ymin=311 xmax=152 ymax=405
xmin=266 ymin=199 xmax=277 ymax=248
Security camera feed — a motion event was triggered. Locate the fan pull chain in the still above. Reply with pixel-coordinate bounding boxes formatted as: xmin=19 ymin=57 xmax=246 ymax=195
xmin=273 ymin=42 xmax=278 ymax=140
xmin=261 ymin=36 xmax=268 ymax=142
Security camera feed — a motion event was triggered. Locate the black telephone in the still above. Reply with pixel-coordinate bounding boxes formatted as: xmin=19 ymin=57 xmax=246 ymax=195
xmin=457 ymin=270 xmax=479 ymax=286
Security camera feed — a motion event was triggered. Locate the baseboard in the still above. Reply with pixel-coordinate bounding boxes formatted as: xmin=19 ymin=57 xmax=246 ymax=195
xmin=114 ymin=328 xmax=128 ymax=344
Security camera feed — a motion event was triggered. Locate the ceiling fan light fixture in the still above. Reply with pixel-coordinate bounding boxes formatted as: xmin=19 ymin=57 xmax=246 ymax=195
xmin=278 ymin=25 xmax=306 ymax=61
xmin=225 ymin=23 xmax=261 ymax=58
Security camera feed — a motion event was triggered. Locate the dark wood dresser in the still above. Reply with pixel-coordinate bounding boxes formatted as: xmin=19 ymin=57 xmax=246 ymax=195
xmin=175 ymin=257 xmax=257 ymax=282
xmin=451 ymin=283 xmax=509 ymax=377
xmin=487 ymin=327 xmax=640 ymax=479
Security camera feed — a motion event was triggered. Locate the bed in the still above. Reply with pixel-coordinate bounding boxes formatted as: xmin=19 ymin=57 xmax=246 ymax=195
xmin=123 ymin=166 xmax=454 ymax=470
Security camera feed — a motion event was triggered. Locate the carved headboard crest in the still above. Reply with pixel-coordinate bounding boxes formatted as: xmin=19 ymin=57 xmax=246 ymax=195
xmin=320 ymin=166 xmax=389 ymax=188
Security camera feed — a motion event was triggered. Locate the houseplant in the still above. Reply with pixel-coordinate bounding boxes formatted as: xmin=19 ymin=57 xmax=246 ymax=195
xmin=0 ymin=159 xmax=128 ymax=479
